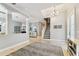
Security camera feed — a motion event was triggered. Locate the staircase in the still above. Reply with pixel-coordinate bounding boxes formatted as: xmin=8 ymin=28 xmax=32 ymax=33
xmin=44 ymin=24 xmax=50 ymax=39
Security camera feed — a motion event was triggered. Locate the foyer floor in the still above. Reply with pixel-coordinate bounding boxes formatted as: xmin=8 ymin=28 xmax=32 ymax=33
xmin=9 ymin=40 xmax=64 ymax=56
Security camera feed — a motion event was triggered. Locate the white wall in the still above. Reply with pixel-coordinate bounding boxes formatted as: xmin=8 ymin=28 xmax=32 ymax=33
xmin=50 ymin=12 xmax=66 ymax=41
xmin=76 ymin=7 xmax=79 ymax=39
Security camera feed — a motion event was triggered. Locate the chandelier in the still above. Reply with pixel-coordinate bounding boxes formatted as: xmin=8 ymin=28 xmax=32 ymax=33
xmin=50 ymin=6 xmax=59 ymax=17
xmin=41 ymin=4 xmax=59 ymax=17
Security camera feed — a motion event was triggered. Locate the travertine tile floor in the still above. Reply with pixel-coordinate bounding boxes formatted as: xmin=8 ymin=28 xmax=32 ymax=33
xmin=9 ymin=40 xmax=64 ymax=56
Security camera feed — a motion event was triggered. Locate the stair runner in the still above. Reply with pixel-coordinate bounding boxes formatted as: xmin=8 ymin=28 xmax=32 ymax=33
xmin=44 ymin=25 xmax=50 ymax=39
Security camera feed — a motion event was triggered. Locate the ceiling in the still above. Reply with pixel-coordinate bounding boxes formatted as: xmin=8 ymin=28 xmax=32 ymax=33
xmin=2 ymin=3 xmax=79 ymax=23
xmin=2 ymin=3 xmax=62 ymax=22
xmin=10 ymin=3 xmax=61 ymax=22
xmin=13 ymin=3 xmax=55 ymax=18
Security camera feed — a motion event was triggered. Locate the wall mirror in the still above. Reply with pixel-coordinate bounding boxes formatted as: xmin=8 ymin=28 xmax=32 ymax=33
xmin=0 ymin=4 xmax=8 ymax=35
xmin=12 ymin=12 xmax=26 ymax=34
